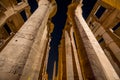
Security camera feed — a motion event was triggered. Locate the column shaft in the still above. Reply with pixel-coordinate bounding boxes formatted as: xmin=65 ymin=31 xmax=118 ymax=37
xmin=102 ymin=32 xmax=120 ymax=62
xmin=20 ymin=25 xmax=49 ymax=80
xmin=70 ymin=27 xmax=83 ymax=80
xmin=75 ymin=5 xmax=119 ymax=80
xmin=65 ymin=31 xmax=74 ymax=80
xmin=0 ymin=0 xmax=51 ymax=80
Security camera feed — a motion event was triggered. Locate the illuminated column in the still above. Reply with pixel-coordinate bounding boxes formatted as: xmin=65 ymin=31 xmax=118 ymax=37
xmin=58 ymin=42 xmax=63 ymax=80
xmin=94 ymin=26 xmax=120 ymax=62
xmin=70 ymin=27 xmax=83 ymax=80
xmin=20 ymin=25 xmax=49 ymax=80
xmin=94 ymin=26 xmax=120 ymax=75
xmin=102 ymin=31 xmax=120 ymax=62
xmin=65 ymin=31 xmax=74 ymax=80
xmin=75 ymin=4 xmax=119 ymax=80
xmin=58 ymin=34 xmax=66 ymax=80
xmin=52 ymin=61 xmax=56 ymax=80
xmin=42 ymin=38 xmax=51 ymax=80
xmin=25 ymin=6 xmax=31 ymax=18
xmin=0 ymin=0 xmax=53 ymax=80
xmin=20 ymin=0 xmax=57 ymax=79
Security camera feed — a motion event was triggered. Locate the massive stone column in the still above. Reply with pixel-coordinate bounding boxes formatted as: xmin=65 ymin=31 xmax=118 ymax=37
xmin=70 ymin=27 xmax=83 ymax=80
xmin=65 ymin=30 xmax=74 ymax=80
xmin=58 ymin=34 xmax=66 ymax=80
xmin=58 ymin=43 xmax=63 ymax=80
xmin=93 ymin=26 xmax=120 ymax=76
xmin=20 ymin=25 xmax=49 ymax=80
xmin=0 ymin=0 xmax=56 ymax=80
xmin=94 ymin=26 xmax=120 ymax=62
xmin=75 ymin=4 xmax=119 ymax=80
xmin=102 ymin=31 xmax=120 ymax=62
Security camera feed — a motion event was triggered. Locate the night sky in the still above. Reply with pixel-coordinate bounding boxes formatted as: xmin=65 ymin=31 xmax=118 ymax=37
xmin=28 ymin=0 xmax=38 ymax=13
xmin=82 ymin=0 xmax=97 ymax=19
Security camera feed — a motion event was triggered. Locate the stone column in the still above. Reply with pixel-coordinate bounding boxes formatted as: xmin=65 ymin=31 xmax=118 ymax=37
xmin=44 ymin=38 xmax=51 ymax=72
xmin=0 ymin=0 xmax=52 ymax=80
xmin=94 ymin=26 xmax=120 ymax=62
xmin=52 ymin=61 xmax=56 ymax=80
xmin=58 ymin=42 xmax=63 ymax=80
xmin=75 ymin=4 xmax=119 ymax=80
xmin=102 ymin=31 xmax=120 ymax=62
xmin=70 ymin=27 xmax=83 ymax=80
xmin=25 ymin=6 xmax=31 ymax=19
xmin=58 ymin=35 xmax=66 ymax=80
xmin=65 ymin=31 xmax=74 ymax=80
xmin=42 ymin=38 xmax=50 ymax=80
xmin=104 ymin=48 xmax=120 ymax=76
xmin=20 ymin=25 xmax=49 ymax=80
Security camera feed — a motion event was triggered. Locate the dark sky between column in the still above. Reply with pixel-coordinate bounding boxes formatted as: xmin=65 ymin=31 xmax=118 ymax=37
xmin=47 ymin=0 xmax=72 ymax=79
xmin=47 ymin=0 xmax=97 ymax=80
xmin=27 ymin=0 xmax=97 ymax=80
